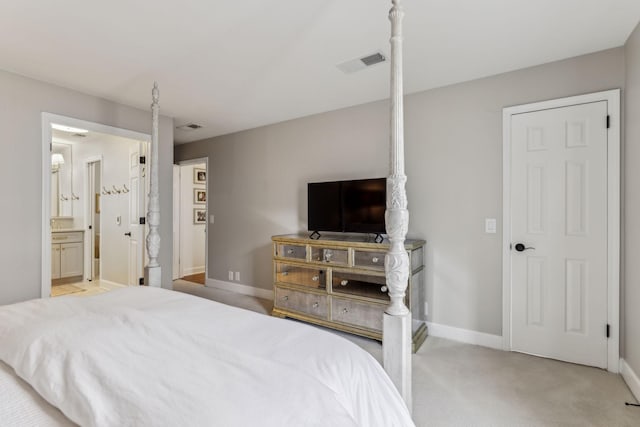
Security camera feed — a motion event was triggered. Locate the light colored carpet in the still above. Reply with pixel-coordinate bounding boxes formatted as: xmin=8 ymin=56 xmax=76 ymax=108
xmin=172 ymin=279 xmax=639 ymax=427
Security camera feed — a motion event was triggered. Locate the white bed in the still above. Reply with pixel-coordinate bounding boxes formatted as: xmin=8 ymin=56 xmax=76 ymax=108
xmin=0 ymin=287 xmax=414 ymax=426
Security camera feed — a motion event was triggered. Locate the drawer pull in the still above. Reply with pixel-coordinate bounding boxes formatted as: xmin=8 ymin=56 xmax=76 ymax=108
xmin=282 ymin=295 xmax=289 ymax=301
xmin=287 ymin=249 xmax=294 ymax=255
xmin=312 ymin=275 xmax=319 ymax=282
xmin=372 ymin=257 xmax=379 ymax=263
xmin=282 ymin=271 xmax=288 ymax=276
xmin=312 ymin=302 xmax=319 ymax=308
xmin=340 ymin=280 xmax=348 ymax=286
xmin=342 ymin=308 xmax=349 ymax=314
xmin=381 ymin=285 xmax=388 ymax=292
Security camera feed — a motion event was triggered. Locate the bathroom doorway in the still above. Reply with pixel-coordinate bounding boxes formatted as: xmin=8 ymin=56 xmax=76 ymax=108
xmin=42 ymin=113 xmax=150 ymax=298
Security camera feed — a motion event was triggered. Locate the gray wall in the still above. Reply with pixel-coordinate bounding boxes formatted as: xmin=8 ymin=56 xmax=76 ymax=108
xmin=0 ymin=69 xmax=174 ymax=305
xmin=175 ymin=47 xmax=625 ymax=336
xmin=624 ymin=22 xmax=640 ymax=376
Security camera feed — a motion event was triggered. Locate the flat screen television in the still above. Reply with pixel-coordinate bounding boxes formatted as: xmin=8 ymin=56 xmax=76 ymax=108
xmin=308 ymin=178 xmax=386 ymax=236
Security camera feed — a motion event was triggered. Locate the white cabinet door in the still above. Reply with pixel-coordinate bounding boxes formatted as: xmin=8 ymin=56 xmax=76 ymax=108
xmin=60 ymin=242 xmax=83 ymax=278
xmin=51 ymin=244 xmax=61 ymax=280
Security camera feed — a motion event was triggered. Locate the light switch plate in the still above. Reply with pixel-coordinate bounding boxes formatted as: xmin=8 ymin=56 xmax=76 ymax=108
xmin=485 ymin=218 xmax=497 ymax=234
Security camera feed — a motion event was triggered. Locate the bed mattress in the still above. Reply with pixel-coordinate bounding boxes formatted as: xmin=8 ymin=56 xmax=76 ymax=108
xmin=0 ymin=287 xmax=413 ymax=426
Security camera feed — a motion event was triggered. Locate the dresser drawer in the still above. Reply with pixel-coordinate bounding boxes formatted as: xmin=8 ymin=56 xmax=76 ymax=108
xmin=353 ymin=250 xmax=385 ymax=270
xmin=52 ymin=232 xmax=83 ymax=243
xmin=274 ymin=287 xmax=328 ymax=319
xmin=331 ymin=297 xmax=385 ymax=331
xmin=274 ymin=243 xmax=307 ymax=260
xmin=309 ymin=246 xmax=349 ymax=266
xmin=331 ymin=271 xmax=389 ymax=302
xmin=275 ymin=263 xmax=326 ymax=289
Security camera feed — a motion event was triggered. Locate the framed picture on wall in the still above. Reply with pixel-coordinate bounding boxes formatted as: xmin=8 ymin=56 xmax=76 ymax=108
xmin=194 ymin=189 xmax=206 ymax=204
xmin=193 ymin=208 xmax=206 ymax=224
xmin=194 ymin=168 xmax=206 ymax=184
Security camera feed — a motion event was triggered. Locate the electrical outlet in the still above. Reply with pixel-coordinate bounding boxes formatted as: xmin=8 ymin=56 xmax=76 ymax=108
xmin=235 ymin=271 xmax=240 ymax=281
xmin=228 ymin=271 xmax=233 ymax=281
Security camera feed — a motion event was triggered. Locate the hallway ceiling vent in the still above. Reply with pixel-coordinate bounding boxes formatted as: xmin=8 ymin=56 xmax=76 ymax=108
xmin=337 ymin=51 xmax=386 ymax=74
xmin=73 ymin=133 xmax=87 ymax=137
xmin=176 ymin=123 xmax=203 ymax=131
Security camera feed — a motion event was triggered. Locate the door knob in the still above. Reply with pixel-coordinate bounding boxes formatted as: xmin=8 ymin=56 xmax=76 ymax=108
xmin=124 ymin=232 xmax=132 ymax=237
xmin=514 ymin=243 xmax=534 ymax=252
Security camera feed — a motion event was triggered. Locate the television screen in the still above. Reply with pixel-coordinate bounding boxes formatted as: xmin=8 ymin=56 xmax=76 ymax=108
xmin=308 ymin=181 xmax=342 ymax=232
xmin=307 ymin=178 xmax=386 ymax=234
xmin=342 ymin=178 xmax=386 ymax=233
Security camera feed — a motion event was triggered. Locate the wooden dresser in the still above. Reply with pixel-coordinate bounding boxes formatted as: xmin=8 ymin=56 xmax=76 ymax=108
xmin=271 ymin=234 xmax=427 ymax=352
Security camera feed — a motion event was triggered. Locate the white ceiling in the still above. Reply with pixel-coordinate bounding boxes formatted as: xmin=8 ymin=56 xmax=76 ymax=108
xmin=1 ymin=0 xmax=639 ymax=144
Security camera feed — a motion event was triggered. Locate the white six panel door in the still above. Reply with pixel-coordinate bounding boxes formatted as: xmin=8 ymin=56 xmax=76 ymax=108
xmin=128 ymin=144 xmax=144 ymax=286
xmin=510 ymin=101 xmax=608 ymax=368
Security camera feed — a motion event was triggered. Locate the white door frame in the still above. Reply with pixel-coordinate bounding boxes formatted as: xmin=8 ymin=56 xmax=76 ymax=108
xmin=174 ymin=158 xmax=209 ymax=281
xmin=502 ymin=89 xmax=620 ymax=373
xmin=83 ymin=156 xmax=103 ymax=282
xmin=41 ymin=113 xmax=150 ymax=298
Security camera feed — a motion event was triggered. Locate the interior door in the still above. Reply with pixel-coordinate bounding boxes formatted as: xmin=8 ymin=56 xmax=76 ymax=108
xmin=173 ymin=165 xmax=180 ymax=280
xmin=510 ymin=101 xmax=608 ymax=368
xmin=128 ymin=144 xmax=144 ymax=286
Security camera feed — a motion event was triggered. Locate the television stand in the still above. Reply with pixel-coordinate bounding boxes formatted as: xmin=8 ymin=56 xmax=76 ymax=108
xmin=309 ymin=231 xmax=321 ymax=240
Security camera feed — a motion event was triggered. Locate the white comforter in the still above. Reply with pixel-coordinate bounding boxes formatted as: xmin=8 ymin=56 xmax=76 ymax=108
xmin=0 ymin=287 xmax=413 ymax=427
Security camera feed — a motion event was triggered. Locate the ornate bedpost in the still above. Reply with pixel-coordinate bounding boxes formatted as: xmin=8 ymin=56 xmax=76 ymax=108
xmin=384 ymin=0 xmax=412 ymax=411
xmin=144 ymin=82 xmax=161 ymax=287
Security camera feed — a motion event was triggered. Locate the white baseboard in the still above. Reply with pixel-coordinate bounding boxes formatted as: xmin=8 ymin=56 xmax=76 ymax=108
xmin=620 ymin=359 xmax=640 ymax=402
xmin=205 ymin=278 xmax=273 ymax=300
xmin=426 ymin=321 xmax=503 ymax=350
xmin=183 ymin=266 xmax=205 ymax=276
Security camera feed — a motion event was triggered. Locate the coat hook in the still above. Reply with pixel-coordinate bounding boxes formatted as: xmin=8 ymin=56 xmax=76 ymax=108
xmin=102 ymin=186 xmax=112 ymax=195
xmin=123 ymin=184 xmax=130 ymax=193
xmin=71 ymin=193 xmax=80 ymax=200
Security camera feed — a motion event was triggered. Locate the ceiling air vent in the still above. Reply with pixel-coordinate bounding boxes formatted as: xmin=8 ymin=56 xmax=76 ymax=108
xmin=360 ymin=52 xmax=385 ymax=66
xmin=176 ymin=123 xmax=203 ymax=131
xmin=337 ymin=51 xmax=386 ymax=74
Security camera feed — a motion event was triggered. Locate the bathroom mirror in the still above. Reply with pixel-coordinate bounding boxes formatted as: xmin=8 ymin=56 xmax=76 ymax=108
xmin=51 ymin=142 xmax=73 ymax=217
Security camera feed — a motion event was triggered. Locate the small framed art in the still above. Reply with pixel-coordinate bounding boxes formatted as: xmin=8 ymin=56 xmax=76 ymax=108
xmin=194 ymin=189 xmax=206 ymax=204
xmin=194 ymin=168 xmax=206 ymax=184
xmin=194 ymin=208 xmax=206 ymax=224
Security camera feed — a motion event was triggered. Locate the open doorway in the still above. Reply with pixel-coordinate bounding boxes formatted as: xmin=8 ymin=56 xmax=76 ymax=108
xmin=42 ymin=114 xmax=150 ymax=298
xmin=173 ymin=159 xmax=208 ymax=285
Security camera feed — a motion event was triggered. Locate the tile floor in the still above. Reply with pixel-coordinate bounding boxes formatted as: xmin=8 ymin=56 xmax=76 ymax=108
xmin=51 ymin=279 xmax=126 ymax=297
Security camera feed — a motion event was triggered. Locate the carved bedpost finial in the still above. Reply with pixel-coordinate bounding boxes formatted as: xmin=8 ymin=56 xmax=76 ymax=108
xmin=152 ymin=82 xmax=159 ymax=105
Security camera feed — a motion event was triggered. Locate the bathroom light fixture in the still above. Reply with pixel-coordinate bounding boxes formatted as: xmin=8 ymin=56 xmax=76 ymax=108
xmin=51 ymin=123 xmax=88 ymax=133
xmin=51 ymin=153 xmax=65 ymax=168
